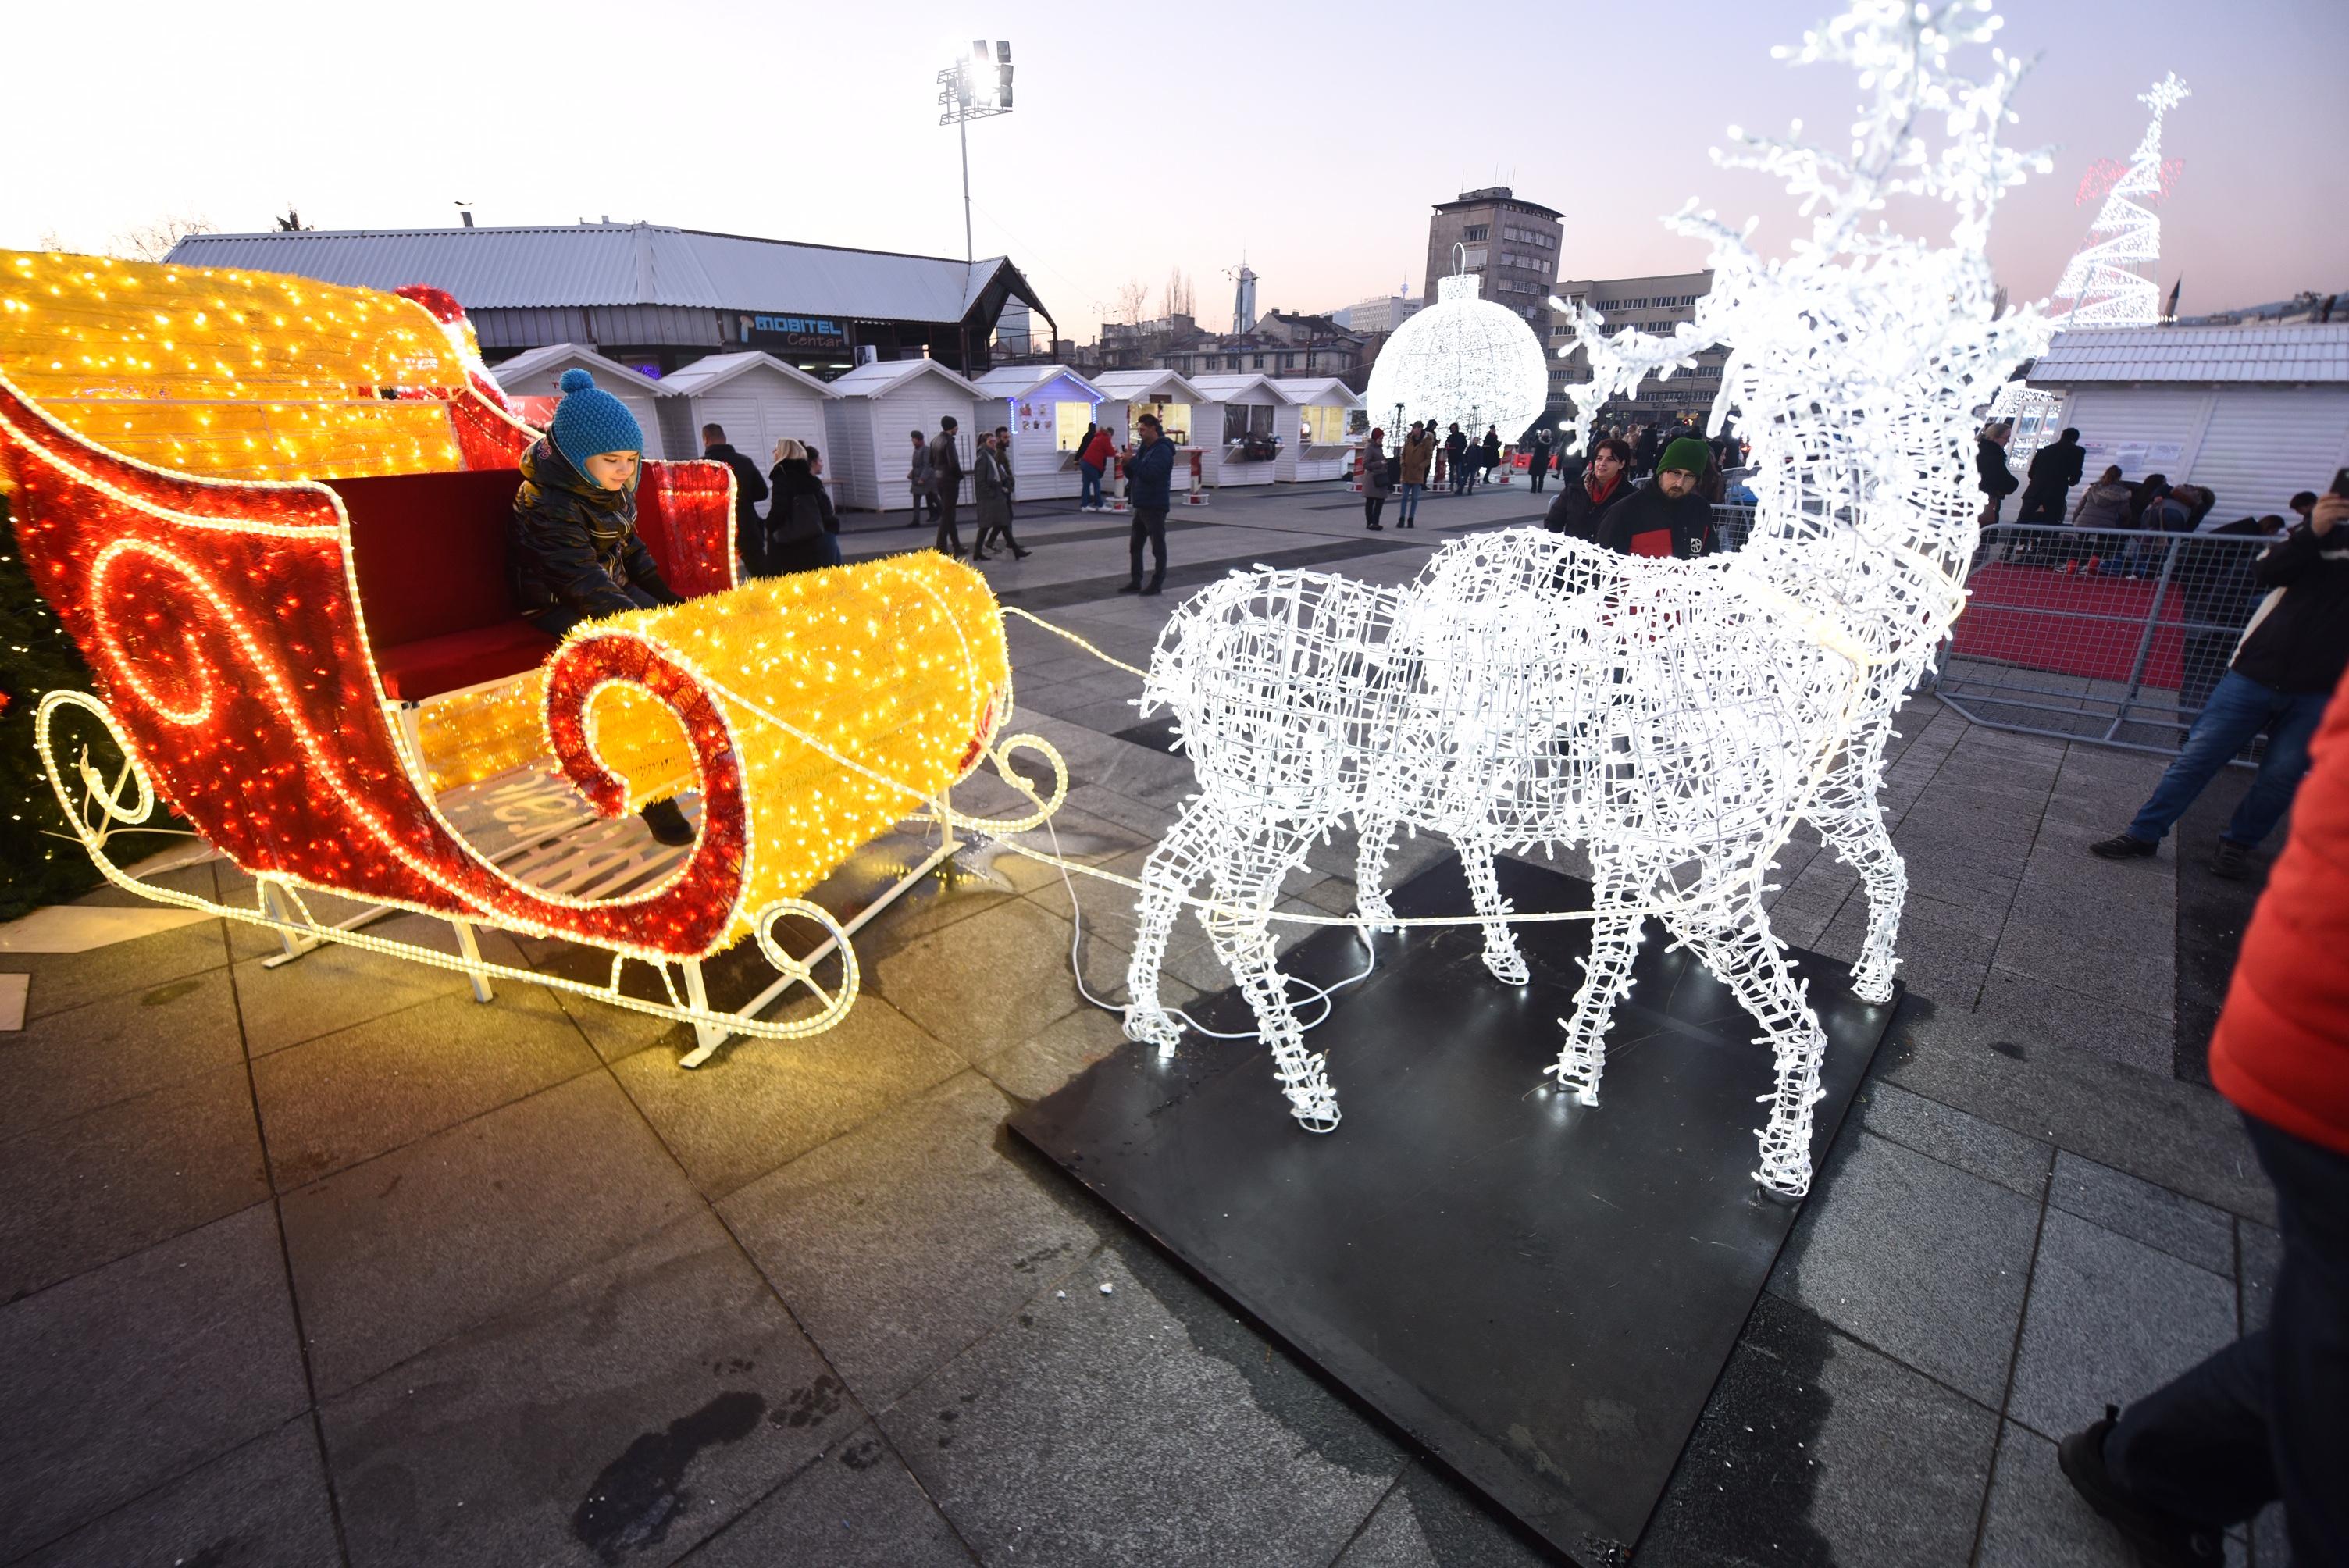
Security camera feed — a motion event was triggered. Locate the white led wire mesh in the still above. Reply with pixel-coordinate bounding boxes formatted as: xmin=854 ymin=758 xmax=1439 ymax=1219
xmin=1123 ymin=0 xmax=2053 ymax=1198
xmin=1363 ymin=273 xmax=1550 ymax=444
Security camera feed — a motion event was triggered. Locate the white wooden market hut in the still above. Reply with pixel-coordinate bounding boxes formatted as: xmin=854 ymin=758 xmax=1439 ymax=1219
xmin=971 ymin=365 xmax=1105 ymax=501
xmin=1273 ymin=376 xmax=1366 ymax=483
xmin=493 ymin=344 xmax=677 ymax=458
xmin=656 ymin=351 xmax=836 ymax=472
xmin=821 ymin=358 xmax=984 ymax=512
xmin=1187 ymin=373 xmax=1298 ymax=489
xmin=1089 ymin=369 xmax=1205 ymax=454
xmin=2026 ymin=323 xmax=2349 ymax=517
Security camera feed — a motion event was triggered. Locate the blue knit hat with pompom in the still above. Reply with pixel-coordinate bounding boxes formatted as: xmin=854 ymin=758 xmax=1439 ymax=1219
xmin=548 ymin=368 xmax=644 ymax=472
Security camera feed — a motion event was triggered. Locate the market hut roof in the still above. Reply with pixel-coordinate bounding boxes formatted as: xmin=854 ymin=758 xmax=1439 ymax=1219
xmin=2027 ymin=323 xmax=2349 ymax=386
xmin=824 ymin=358 xmax=986 ymax=399
xmin=659 ymin=351 xmax=838 ymax=399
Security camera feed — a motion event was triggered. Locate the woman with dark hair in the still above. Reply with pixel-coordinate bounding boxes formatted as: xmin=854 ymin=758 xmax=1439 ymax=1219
xmin=1544 ymin=436 xmax=1635 ymax=543
xmin=758 ymin=438 xmax=842 ymax=576
xmin=1361 ymin=428 xmax=1391 ymax=529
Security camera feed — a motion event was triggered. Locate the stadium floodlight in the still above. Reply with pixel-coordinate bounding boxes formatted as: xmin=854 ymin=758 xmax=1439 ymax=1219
xmin=937 ymin=40 xmax=1014 ymax=265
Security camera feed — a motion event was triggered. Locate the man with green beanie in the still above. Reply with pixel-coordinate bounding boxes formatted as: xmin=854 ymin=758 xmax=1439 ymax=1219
xmin=1598 ymin=435 xmax=1717 ymax=558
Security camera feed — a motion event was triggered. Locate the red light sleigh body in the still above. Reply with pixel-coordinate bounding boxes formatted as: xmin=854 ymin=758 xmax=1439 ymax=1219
xmin=2 ymin=271 xmax=1058 ymax=1062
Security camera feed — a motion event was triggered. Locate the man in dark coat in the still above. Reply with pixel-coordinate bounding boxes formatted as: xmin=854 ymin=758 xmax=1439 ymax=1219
xmin=1528 ymin=429 xmax=1555 ymax=494
xmin=1117 ymin=412 xmax=1178 ymax=596
xmin=2016 ymin=427 xmax=2087 ymax=525
xmin=1633 ymin=423 xmax=1664 ymax=479
xmin=1977 ymin=422 xmax=2020 ymax=526
xmin=1599 ymin=437 xmax=1716 ymax=558
xmin=928 ymin=417 xmax=967 ymax=557
xmin=1445 ymin=423 xmax=1470 ymax=494
xmin=700 ymin=423 xmax=769 ymax=559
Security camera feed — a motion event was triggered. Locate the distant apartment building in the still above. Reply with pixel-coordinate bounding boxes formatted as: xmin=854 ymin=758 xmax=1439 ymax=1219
xmin=1163 ymin=314 xmax=1367 ymax=379
xmin=1083 ymin=308 xmax=1367 ymax=380
xmin=1334 ymin=292 xmax=1424 ymax=334
xmin=1425 ymin=187 xmax=1563 ymax=325
xmin=1547 ymin=271 xmax=1729 ymax=426
xmin=1092 ymin=312 xmax=1206 ymax=369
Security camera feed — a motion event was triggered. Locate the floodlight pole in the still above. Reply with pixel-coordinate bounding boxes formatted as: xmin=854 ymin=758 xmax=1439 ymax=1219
xmin=959 ymin=116 xmax=973 ymax=264
xmin=938 ymin=45 xmax=1012 ymax=268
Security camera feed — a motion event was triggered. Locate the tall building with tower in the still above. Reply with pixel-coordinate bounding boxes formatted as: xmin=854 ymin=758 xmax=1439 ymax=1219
xmin=1424 ymin=188 xmax=1563 ymax=325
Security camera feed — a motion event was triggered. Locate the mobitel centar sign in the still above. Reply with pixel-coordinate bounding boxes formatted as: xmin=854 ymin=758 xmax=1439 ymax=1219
xmin=743 ymin=312 xmax=850 ymax=352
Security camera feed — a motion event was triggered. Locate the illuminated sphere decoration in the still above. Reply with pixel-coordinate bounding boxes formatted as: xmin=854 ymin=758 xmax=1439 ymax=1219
xmin=1363 ymin=272 xmax=1549 ymax=442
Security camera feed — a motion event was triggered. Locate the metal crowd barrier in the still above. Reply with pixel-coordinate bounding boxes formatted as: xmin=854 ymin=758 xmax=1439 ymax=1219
xmin=1930 ymin=522 xmax=2274 ymax=755
xmin=1701 ymin=511 xmax=2272 ymax=757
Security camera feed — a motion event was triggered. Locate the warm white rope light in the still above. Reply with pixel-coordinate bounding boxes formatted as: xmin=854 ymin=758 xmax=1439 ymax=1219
xmin=1121 ymin=0 xmax=2054 ymax=1196
xmin=1363 ymin=272 xmax=1549 ymax=444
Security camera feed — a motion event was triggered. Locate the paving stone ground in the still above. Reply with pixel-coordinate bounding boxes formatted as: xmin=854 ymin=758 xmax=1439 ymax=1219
xmin=0 ymin=480 xmax=2289 ymax=1566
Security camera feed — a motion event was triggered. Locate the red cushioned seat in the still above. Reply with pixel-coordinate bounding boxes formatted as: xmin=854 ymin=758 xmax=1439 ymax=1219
xmin=332 ymin=469 xmax=558 ymax=702
xmin=372 ymin=618 xmax=559 ymax=701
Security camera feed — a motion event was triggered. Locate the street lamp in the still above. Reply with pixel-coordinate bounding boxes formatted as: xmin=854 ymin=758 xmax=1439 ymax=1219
xmin=937 ymin=40 xmax=1013 ymax=265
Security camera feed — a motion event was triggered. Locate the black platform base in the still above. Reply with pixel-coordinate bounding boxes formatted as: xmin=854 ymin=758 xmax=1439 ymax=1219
xmin=1010 ymin=854 xmax=1897 ymax=1564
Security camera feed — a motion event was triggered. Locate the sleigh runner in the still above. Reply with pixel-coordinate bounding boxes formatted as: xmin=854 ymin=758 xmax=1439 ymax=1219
xmin=2 ymin=251 xmax=1062 ymax=1060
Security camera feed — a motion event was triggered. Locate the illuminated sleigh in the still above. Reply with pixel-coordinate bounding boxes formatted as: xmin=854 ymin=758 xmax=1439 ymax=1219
xmin=2 ymin=252 xmax=1062 ymax=1062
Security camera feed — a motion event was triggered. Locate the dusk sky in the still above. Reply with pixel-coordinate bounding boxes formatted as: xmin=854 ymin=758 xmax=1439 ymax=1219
xmin=9 ymin=0 xmax=2344 ymax=332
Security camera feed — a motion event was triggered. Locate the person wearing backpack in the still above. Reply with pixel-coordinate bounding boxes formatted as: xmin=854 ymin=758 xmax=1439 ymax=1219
xmin=757 ymin=439 xmax=839 ymax=576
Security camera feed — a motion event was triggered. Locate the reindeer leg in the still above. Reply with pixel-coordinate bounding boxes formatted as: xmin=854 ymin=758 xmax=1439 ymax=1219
xmin=1353 ymin=811 xmax=1399 ymax=932
xmin=1808 ymin=717 xmax=1906 ymax=1005
xmin=1202 ymin=826 xmax=1338 ymax=1131
xmin=1669 ymin=899 xmax=1829 ymax=1199
xmin=1549 ymin=857 xmax=1645 ymax=1105
xmin=1457 ymin=836 xmax=1528 ymax=985
xmin=1124 ymin=796 xmax=1219 ymax=1056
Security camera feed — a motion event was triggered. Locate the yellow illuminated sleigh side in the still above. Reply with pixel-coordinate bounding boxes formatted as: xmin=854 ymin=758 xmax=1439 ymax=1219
xmin=2 ymin=251 xmax=1064 ymax=1060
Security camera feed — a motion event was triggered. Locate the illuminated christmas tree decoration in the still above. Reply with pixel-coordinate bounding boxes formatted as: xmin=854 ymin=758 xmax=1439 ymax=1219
xmin=1122 ymin=0 xmax=2053 ymax=1195
xmin=2050 ymin=74 xmax=2189 ymax=327
xmin=1988 ymin=73 xmax=2187 ymax=468
xmin=1363 ymin=269 xmax=1549 ymax=444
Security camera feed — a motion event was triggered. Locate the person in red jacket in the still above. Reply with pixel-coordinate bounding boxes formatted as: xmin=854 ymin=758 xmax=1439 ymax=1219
xmin=2058 ymin=662 xmax=2349 ymax=1566
xmin=1078 ymin=422 xmax=1117 ymax=512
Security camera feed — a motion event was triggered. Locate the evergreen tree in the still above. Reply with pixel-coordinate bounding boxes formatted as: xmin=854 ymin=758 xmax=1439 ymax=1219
xmin=1 ymin=491 xmax=109 ymax=916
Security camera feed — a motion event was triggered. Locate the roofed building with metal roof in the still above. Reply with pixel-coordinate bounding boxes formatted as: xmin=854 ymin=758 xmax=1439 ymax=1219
xmin=2028 ymin=323 xmax=2349 ymax=386
xmin=165 ymin=222 xmax=1057 ymax=383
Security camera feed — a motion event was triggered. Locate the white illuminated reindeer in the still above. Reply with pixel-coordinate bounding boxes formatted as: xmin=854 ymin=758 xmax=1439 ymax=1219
xmin=1122 ymin=0 xmax=2052 ymax=1196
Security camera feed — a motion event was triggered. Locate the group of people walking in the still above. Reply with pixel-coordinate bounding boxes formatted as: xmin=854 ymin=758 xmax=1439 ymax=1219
xmin=900 ymin=418 xmax=1033 ymax=564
